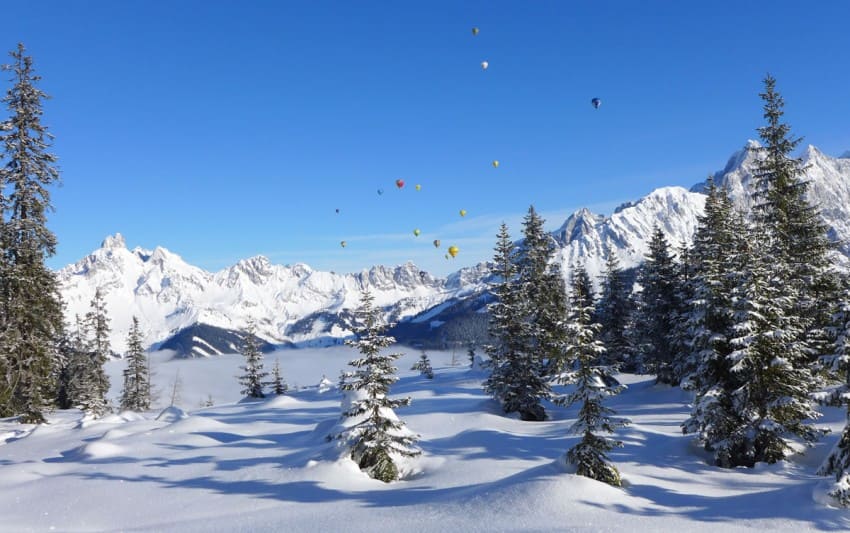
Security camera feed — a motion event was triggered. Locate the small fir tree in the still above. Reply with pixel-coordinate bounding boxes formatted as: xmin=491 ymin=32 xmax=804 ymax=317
xmin=238 ymin=321 xmax=267 ymax=399
xmin=120 ymin=317 xmax=150 ymax=411
xmin=269 ymin=358 xmax=288 ymax=395
xmin=558 ymin=263 xmax=628 ymax=486
xmin=336 ymin=289 xmax=419 ymax=482
xmin=84 ymin=287 xmax=112 ymax=411
xmin=411 ymin=350 xmax=434 ymax=379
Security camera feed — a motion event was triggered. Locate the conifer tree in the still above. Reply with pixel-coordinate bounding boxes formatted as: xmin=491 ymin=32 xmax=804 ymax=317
xmin=269 ymin=358 xmax=288 ymax=395
xmin=411 ymin=350 xmax=434 ymax=379
xmin=238 ymin=321 xmax=267 ymax=399
xmin=723 ymin=238 xmax=821 ymax=466
xmin=558 ymin=263 xmax=628 ymax=486
xmin=83 ymin=287 xmax=111 ymax=412
xmin=336 ymin=289 xmax=419 ymax=482
xmin=120 ymin=316 xmax=150 ymax=411
xmin=483 ymin=223 xmax=544 ymax=421
xmin=752 ymin=74 xmax=836 ymax=362
xmin=634 ymin=226 xmax=678 ymax=382
xmin=0 ymin=43 xmax=64 ymax=423
xmin=595 ymin=253 xmax=635 ymax=370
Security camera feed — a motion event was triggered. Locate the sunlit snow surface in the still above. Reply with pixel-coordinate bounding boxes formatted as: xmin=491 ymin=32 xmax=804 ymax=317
xmin=1 ymin=347 xmax=849 ymax=532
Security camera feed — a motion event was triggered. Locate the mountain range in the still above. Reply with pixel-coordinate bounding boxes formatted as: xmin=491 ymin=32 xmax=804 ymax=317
xmin=57 ymin=141 xmax=850 ymax=357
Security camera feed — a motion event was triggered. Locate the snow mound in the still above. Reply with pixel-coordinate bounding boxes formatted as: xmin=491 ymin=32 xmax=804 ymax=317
xmin=155 ymin=405 xmax=189 ymax=422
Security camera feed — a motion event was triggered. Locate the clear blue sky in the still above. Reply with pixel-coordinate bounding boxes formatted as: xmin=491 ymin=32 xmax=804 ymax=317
xmin=5 ymin=0 xmax=850 ymax=276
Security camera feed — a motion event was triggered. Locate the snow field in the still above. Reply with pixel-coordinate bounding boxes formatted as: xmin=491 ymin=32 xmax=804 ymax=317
xmin=1 ymin=346 xmax=849 ymax=532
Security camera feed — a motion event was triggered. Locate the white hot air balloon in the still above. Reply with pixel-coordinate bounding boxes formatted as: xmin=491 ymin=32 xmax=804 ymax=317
xmin=481 ymin=60 xmax=489 ymax=71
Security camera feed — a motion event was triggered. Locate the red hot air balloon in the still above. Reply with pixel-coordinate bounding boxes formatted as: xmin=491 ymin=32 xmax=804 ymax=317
xmin=396 ymin=179 xmax=405 ymax=189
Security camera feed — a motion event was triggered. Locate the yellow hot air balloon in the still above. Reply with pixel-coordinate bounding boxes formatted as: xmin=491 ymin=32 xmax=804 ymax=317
xmin=492 ymin=160 xmax=499 ymax=168
xmin=448 ymin=245 xmax=459 ymax=258
xmin=459 ymin=209 xmax=467 ymax=217
xmin=413 ymin=229 xmax=421 ymax=237
xmin=481 ymin=60 xmax=489 ymax=71
xmin=471 ymin=27 xmax=479 ymax=36
xmin=433 ymin=239 xmax=441 ymax=248
xmin=340 ymin=241 xmax=347 ymax=248
xmin=415 ymin=184 xmax=421 ymax=191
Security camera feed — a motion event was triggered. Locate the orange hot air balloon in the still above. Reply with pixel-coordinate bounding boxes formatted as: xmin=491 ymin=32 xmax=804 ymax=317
xmin=448 ymin=245 xmax=459 ymax=258
xmin=459 ymin=209 xmax=467 ymax=217
xmin=396 ymin=179 xmax=405 ymax=189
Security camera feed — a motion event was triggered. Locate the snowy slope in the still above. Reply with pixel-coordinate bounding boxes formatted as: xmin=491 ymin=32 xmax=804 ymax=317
xmin=0 ymin=346 xmax=848 ymax=531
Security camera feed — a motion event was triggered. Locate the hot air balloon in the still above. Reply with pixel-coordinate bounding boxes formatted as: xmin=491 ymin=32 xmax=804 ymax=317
xmin=340 ymin=241 xmax=347 ymax=248
xmin=459 ymin=209 xmax=467 ymax=217
xmin=413 ymin=228 xmax=421 ymax=237
xmin=433 ymin=239 xmax=441 ymax=248
xmin=335 ymin=208 xmax=340 ymax=214
xmin=415 ymin=184 xmax=421 ymax=191
xmin=481 ymin=60 xmax=489 ymax=70
xmin=591 ymin=97 xmax=601 ymax=109
xmin=377 ymin=188 xmax=384 ymax=195
xmin=445 ymin=253 xmax=450 ymax=260
xmin=448 ymin=245 xmax=459 ymax=258
xmin=492 ymin=160 xmax=499 ymax=168
xmin=396 ymin=179 xmax=405 ymax=189
xmin=471 ymin=27 xmax=479 ymax=36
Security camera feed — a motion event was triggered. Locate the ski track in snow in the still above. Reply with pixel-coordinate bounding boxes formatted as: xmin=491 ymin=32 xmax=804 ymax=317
xmin=1 ymin=346 xmax=849 ymax=532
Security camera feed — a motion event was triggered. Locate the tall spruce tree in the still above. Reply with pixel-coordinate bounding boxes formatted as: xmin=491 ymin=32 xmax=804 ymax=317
xmin=634 ymin=225 xmax=678 ymax=382
xmin=595 ymin=253 xmax=635 ymax=370
xmin=0 ymin=43 xmax=64 ymax=423
xmin=483 ymin=223 xmax=544 ymax=421
xmin=752 ymin=74 xmax=836 ymax=362
xmin=238 ymin=321 xmax=267 ymax=399
xmin=120 ymin=316 xmax=150 ymax=411
xmin=558 ymin=263 xmax=628 ymax=486
xmin=336 ymin=289 xmax=419 ymax=482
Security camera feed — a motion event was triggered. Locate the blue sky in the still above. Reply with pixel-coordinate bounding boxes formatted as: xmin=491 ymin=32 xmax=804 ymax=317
xmin=4 ymin=0 xmax=850 ymax=276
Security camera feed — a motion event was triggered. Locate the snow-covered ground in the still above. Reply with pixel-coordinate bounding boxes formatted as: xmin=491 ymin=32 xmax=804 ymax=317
xmin=2 ymin=347 xmax=849 ymax=532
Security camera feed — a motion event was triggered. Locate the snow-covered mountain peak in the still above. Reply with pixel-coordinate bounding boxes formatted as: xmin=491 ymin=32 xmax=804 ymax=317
xmin=101 ymin=233 xmax=126 ymax=250
xmin=839 ymin=150 xmax=850 ymax=159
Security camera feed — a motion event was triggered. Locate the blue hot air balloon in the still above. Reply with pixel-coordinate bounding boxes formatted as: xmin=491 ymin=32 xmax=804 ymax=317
xmin=591 ymin=97 xmax=601 ymax=109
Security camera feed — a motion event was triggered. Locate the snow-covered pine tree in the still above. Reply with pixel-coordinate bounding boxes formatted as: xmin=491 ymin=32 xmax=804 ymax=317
xmin=752 ymin=74 xmax=837 ymax=363
xmin=0 ymin=43 xmax=65 ymax=423
xmin=337 ymin=289 xmax=419 ymax=482
xmin=84 ymin=287 xmax=112 ymax=413
xmin=269 ymin=358 xmax=288 ymax=395
xmin=66 ymin=313 xmax=109 ymax=416
xmin=411 ymin=350 xmax=434 ymax=379
xmin=120 ymin=316 xmax=150 ymax=411
xmin=483 ymin=223 xmax=544 ymax=421
xmin=595 ymin=253 xmax=635 ymax=370
xmin=634 ymin=225 xmax=678 ymax=382
xmin=816 ymin=283 xmax=850 ymax=505
xmin=238 ymin=321 xmax=267 ymax=399
xmin=681 ymin=180 xmax=751 ymax=460
xmin=559 ymin=262 xmax=628 ymax=486
xmin=667 ymin=240 xmax=695 ymax=386
xmin=518 ymin=206 xmax=568 ymax=389
xmin=724 ymin=237 xmax=821 ymax=467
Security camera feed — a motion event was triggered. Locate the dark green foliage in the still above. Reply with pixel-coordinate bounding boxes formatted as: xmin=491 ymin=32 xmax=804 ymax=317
xmin=269 ymin=358 xmax=288 ymax=395
xmin=634 ymin=226 xmax=678 ymax=383
xmin=120 ymin=316 xmax=150 ymax=411
xmin=0 ymin=43 xmax=64 ymax=423
xmin=337 ymin=289 xmax=419 ymax=482
xmin=239 ymin=321 xmax=267 ymax=398
xmin=595 ymin=253 xmax=635 ymax=370
xmin=79 ymin=288 xmax=111 ymax=416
